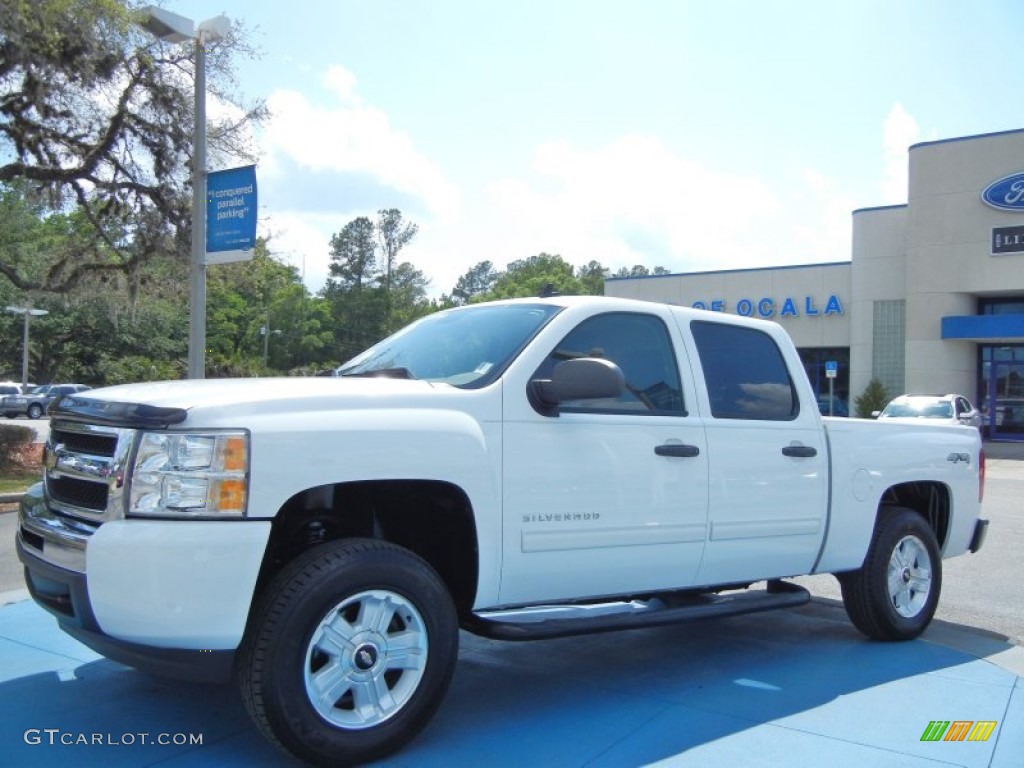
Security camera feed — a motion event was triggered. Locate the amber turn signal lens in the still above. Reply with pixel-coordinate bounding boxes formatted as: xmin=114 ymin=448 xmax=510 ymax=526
xmin=217 ymin=479 xmax=247 ymax=512
xmin=221 ymin=436 xmax=248 ymax=472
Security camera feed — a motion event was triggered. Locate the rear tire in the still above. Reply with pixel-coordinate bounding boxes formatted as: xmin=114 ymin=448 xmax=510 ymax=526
xmin=238 ymin=538 xmax=459 ymax=766
xmin=839 ymin=506 xmax=941 ymax=641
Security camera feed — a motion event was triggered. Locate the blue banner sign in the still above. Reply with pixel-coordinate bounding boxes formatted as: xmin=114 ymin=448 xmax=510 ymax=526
xmin=982 ymin=172 xmax=1024 ymax=212
xmin=206 ymin=165 xmax=257 ymax=263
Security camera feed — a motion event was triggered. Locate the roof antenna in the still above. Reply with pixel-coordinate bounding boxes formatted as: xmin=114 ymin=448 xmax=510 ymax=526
xmin=538 ymin=283 xmax=560 ymax=298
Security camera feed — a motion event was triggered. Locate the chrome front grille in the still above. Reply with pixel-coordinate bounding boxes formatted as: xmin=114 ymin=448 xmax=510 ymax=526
xmin=47 ymin=475 xmax=109 ymax=511
xmin=53 ymin=429 xmax=118 ymax=456
xmin=45 ymin=421 xmax=136 ymax=524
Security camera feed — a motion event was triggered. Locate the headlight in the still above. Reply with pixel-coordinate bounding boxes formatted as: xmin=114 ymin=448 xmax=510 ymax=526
xmin=128 ymin=431 xmax=249 ymax=518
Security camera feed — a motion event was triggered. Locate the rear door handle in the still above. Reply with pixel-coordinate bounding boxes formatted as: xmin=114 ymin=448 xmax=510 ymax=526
xmin=655 ymin=443 xmax=700 ymax=458
xmin=781 ymin=445 xmax=817 ymax=458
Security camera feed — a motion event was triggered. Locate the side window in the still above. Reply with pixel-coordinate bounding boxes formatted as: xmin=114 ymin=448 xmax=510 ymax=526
xmin=690 ymin=320 xmax=798 ymax=421
xmin=535 ymin=312 xmax=686 ymax=415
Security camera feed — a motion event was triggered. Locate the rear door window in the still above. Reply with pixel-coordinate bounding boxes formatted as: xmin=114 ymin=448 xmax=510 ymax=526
xmin=690 ymin=320 xmax=798 ymax=420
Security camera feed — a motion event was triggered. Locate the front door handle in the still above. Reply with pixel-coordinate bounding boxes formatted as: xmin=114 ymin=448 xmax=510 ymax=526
xmin=781 ymin=445 xmax=817 ymax=458
xmin=655 ymin=443 xmax=700 ymax=458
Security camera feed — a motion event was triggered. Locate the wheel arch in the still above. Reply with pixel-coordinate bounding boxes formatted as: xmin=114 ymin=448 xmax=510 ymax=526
xmin=876 ymin=480 xmax=951 ymax=550
xmin=252 ymin=479 xmax=480 ymax=618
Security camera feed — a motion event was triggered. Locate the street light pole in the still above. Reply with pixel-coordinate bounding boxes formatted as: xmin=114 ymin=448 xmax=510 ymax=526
xmin=190 ymin=33 xmax=207 ymax=379
xmin=136 ymin=7 xmax=229 ymax=379
xmin=261 ymin=319 xmax=282 ymax=366
xmin=5 ymin=305 xmax=48 ymax=388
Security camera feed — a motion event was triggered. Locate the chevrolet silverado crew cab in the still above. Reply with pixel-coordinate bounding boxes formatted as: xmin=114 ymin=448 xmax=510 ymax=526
xmin=17 ymin=296 xmax=987 ymax=766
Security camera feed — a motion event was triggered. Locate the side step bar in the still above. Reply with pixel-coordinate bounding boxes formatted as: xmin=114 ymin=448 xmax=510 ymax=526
xmin=463 ymin=580 xmax=810 ymax=641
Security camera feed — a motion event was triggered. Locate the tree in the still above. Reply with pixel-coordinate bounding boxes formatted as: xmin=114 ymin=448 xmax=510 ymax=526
xmin=377 ymin=208 xmax=418 ymax=293
xmin=322 ymin=211 xmax=427 ymax=360
xmin=205 ymin=240 xmax=328 ymax=374
xmin=0 ymin=180 xmax=193 ymax=383
xmin=450 ymin=260 xmax=498 ymax=305
xmin=0 ymin=0 xmax=266 ymax=294
xmin=854 ymin=378 xmax=891 ymax=418
xmin=388 ymin=262 xmax=432 ymax=331
xmin=327 ymin=217 xmax=376 ymax=290
xmin=576 ymin=260 xmax=608 ymax=296
xmin=486 ymin=253 xmax=583 ymax=299
xmin=0 ymin=182 xmax=49 ymax=291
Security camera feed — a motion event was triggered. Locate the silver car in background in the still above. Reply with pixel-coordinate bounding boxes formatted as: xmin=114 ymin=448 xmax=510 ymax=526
xmin=875 ymin=393 xmax=982 ymax=429
xmin=1 ymin=383 xmax=91 ymax=419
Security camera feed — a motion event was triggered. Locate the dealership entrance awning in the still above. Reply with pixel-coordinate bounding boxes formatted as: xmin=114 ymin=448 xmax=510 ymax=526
xmin=941 ymin=314 xmax=1024 ymax=342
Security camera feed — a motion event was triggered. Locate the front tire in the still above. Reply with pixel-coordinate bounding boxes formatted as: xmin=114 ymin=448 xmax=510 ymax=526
xmin=27 ymin=403 xmax=43 ymax=419
xmin=839 ymin=506 xmax=941 ymax=641
xmin=239 ymin=539 xmax=459 ymax=767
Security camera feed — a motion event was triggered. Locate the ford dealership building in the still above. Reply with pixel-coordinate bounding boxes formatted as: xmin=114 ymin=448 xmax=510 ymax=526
xmin=605 ymin=128 xmax=1024 ymax=440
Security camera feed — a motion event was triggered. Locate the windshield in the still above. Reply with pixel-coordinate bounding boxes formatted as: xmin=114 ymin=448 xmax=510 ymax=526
xmin=881 ymin=399 xmax=953 ymax=419
xmin=338 ymin=303 xmax=561 ymax=388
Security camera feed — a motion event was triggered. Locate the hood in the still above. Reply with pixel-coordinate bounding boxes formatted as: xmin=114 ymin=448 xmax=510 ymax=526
xmin=56 ymin=377 xmax=459 ymax=427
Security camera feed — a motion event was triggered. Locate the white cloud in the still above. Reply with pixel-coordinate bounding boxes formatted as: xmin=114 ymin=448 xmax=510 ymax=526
xmin=250 ymin=65 xmax=463 ymax=293
xmin=259 ymin=210 xmax=338 ymax=289
xmin=463 ymin=134 xmax=848 ymax=282
xmin=880 ymin=103 xmax=919 ymax=204
xmin=207 ymin=95 xmax=260 ymax=167
xmin=322 ymin=65 xmax=358 ymax=103
xmin=252 ymin=91 xmax=854 ymax=298
xmin=259 ymin=66 xmax=459 ymax=221
xmin=793 ymin=169 xmax=855 ymax=261
xmin=489 ymin=135 xmax=787 ymax=271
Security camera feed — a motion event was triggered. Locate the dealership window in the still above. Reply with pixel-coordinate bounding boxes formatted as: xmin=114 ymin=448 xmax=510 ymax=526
xmin=798 ymin=348 xmax=850 ymax=416
xmin=976 ymin=299 xmax=1024 ymax=440
xmin=978 ymin=344 xmax=1024 ymax=440
xmin=979 ymin=298 xmax=1024 ymax=315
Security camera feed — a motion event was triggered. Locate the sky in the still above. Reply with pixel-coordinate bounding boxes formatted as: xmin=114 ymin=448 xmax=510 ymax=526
xmin=164 ymin=0 xmax=1024 ymax=297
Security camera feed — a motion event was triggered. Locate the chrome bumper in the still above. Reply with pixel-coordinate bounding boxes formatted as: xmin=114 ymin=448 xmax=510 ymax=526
xmin=17 ymin=482 xmax=93 ymax=572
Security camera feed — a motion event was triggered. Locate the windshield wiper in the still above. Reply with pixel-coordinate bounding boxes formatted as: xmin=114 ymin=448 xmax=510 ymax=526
xmin=340 ymin=367 xmax=416 ymax=380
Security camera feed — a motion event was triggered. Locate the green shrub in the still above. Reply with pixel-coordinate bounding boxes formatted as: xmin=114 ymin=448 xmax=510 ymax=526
xmin=0 ymin=424 xmax=35 ymax=467
xmin=854 ymin=378 xmax=891 ymax=418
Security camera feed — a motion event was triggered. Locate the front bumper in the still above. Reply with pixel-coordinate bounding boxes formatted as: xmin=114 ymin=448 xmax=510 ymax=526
xmin=17 ymin=487 xmax=271 ymax=683
xmin=16 ymin=537 xmax=237 ymax=682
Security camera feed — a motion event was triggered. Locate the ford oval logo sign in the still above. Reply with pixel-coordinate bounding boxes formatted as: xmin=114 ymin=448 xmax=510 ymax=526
xmin=982 ymin=172 xmax=1024 ymax=211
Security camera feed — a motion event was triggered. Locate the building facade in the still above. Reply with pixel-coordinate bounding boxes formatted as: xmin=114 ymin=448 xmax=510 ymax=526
xmin=605 ymin=128 xmax=1024 ymax=440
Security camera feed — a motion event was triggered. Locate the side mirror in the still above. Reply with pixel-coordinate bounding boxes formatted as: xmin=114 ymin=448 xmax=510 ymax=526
xmin=871 ymin=410 xmax=881 ymax=418
xmin=529 ymin=358 xmax=626 ymax=415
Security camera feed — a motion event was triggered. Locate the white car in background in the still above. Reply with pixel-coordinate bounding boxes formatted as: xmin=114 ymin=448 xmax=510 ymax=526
xmin=875 ymin=393 xmax=982 ymax=429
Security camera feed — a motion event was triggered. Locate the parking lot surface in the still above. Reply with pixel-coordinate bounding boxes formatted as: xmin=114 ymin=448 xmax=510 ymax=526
xmin=2 ymin=440 xmax=1022 ymax=766
xmin=0 ymin=590 xmax=1021 ymax=767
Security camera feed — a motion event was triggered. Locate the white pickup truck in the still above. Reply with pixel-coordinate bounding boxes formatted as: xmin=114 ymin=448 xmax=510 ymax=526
xmin=17 ymin=296 xmax=988 ymax=766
